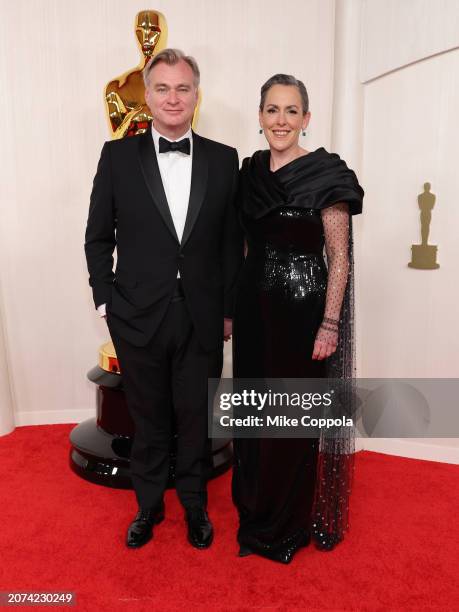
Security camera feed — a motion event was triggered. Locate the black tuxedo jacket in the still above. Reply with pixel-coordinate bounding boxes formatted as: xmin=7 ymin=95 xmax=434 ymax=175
xmin=85 ymin=127 xmax=243 ymax=350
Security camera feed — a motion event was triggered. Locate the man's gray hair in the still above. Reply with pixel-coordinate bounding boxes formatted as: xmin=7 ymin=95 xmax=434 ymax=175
xmin=259 ymin=74 xmax=309 ymax=114
xmin=143 ymin=48 xmax=200 ymax=88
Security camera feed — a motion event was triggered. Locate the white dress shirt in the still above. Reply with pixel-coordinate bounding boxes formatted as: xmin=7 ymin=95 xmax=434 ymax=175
xmin=151 ymin=123 xmax=193 ymax=243
xmin=97 ymin=124 xmax=193 ymax=317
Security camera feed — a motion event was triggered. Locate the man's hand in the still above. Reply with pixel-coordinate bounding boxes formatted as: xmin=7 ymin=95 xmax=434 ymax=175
xmin=97 ymin=303 xmax=107 ymax=319
xmin=224 ymin=318 xmax=233 ymax=342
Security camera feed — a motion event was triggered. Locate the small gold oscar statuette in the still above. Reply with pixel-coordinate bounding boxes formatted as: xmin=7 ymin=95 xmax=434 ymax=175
xmin=105 ymin=10 xmax=168 ymax=139
xmin=408 ymin=182 xmax=440 ymax=269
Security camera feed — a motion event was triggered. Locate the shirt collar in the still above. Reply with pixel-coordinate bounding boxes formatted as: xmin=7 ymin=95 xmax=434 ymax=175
xmin=151 ymin=123 xmax=193 ymax=155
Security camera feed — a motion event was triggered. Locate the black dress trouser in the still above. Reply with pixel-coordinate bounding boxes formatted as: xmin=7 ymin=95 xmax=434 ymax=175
xmin=107 ymin=286 xmax=223 ymax=510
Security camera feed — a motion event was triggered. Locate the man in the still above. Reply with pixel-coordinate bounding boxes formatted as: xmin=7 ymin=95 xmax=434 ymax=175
xmin=85 ymin=49 xmax=242 ymax=550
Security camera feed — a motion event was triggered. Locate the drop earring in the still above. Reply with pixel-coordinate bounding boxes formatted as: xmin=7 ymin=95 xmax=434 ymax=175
xmin=259 ymin=128 xmax=263 ymax=134
xmin=302 ymin=129 xmax=306 ymax=136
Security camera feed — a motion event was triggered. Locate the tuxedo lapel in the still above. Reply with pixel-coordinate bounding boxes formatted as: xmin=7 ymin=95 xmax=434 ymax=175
xmin=181 ymin=132 xmax=208 ymax=247
xmin=138 ymin=129 xmax=179 ymax=243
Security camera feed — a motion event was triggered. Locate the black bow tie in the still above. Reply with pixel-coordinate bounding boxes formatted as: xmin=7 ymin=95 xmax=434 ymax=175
xmin=158 ymin=137 xmax=190 ymax=155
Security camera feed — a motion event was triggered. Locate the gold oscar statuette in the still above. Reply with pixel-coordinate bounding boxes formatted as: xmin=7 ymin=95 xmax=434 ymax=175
xmin=99 ymin=341 xmax=120 ymax=374
xmin=408 ymin=182 xmax=440 ymax=270
xmin=104 ymin=10 xmax=168 ymax=139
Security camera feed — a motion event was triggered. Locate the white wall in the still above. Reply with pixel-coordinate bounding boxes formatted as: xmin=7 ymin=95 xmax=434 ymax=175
xmin=0 ymin=0 xmax=335 ymax=426
xmin=357 ymin=0 xmax=459 ymax=463
xmin=361 ymin=0 xmax=459 ymax=81
xmin=359 ymin=47 xmax=459 ymax=378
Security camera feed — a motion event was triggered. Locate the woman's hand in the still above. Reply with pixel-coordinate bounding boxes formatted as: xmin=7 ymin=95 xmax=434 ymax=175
xmin=312 ymin=324 xmax=338 ymax=360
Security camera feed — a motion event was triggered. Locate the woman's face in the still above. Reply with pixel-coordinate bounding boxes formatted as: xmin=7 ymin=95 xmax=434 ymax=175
xmin=259 ymin=84 xmax=310 ymax=153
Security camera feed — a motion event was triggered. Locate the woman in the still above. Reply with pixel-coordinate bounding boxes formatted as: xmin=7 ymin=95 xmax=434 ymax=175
xmin=232 ymin=74 xmax=364 ymax=563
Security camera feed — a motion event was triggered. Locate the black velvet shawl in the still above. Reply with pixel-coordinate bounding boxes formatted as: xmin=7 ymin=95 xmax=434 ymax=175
xmin=239 ymin=148 xmax=363 ymax=218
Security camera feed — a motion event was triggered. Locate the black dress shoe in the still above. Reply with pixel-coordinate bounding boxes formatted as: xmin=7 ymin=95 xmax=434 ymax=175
xmin=126 ymin=502 xmax=165 ymax=548
xmin=185 ymin=507 xmax=213 ymax=549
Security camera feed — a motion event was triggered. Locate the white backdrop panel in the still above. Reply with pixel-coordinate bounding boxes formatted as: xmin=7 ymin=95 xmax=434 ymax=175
xmin=361 ymin=0 xmax=459 ymax=82
xmin=359 ymin=48 xmax=459 ymax=378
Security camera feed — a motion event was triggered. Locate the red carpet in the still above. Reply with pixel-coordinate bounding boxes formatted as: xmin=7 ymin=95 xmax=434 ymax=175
xmin=0 ymin=425 xmax=458 ymax=611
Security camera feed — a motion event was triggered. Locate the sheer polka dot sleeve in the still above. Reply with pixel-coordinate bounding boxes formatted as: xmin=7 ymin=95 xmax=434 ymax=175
xmin=321 ymin=202 xmax=350 ymax=328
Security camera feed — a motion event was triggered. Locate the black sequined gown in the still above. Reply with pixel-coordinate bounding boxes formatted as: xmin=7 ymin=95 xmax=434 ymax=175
xmin=232 ymin=149 xmax=363 ymax=563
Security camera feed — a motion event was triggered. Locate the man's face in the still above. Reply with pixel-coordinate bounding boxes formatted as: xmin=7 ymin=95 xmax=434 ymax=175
xmin=145 ymin=60 xmax=198 ymax=137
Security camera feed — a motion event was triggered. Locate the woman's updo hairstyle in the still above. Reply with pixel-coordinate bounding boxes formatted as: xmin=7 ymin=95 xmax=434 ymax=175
xmin=259 ymin=74 xmax=309 ymax=114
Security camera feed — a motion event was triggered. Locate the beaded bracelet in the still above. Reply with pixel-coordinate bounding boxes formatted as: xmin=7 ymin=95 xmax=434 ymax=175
xmin=323 ymin=316 xmax=340 ymax=326
xmin=320 ymin=323 xmax=339 ymax=333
